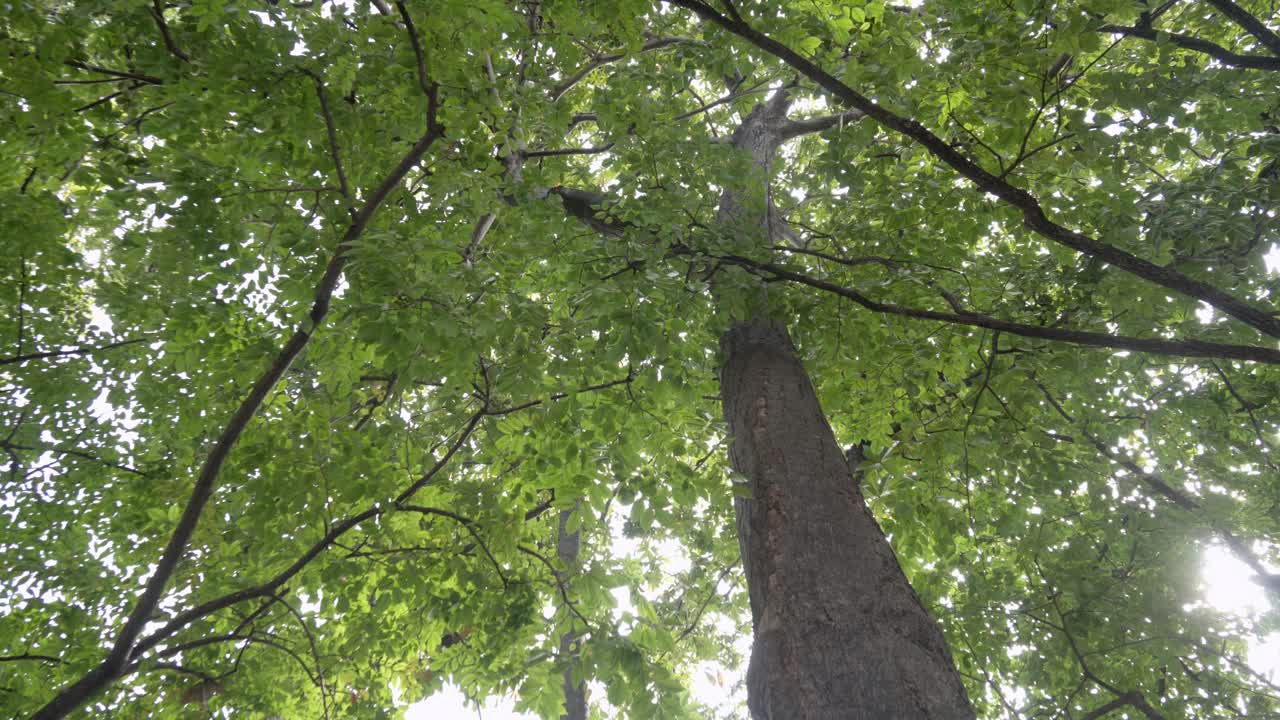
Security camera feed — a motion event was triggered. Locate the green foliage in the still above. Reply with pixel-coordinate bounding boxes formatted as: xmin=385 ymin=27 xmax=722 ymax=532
xmin=2 ymin=0 xmax=1278 ymax=718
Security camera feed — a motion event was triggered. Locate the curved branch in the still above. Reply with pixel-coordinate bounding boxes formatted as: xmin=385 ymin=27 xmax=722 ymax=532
xmin=550 ymin=37 xmax=694 ymax=102
xmin=30 ymin=116 xmax=446 ymax=720
xmin=394 ymin=1 xmax=434 ymax=100
xmin=396 ymin=505 xmax=508 ymax=586
xmin=147 ymin=0 xmax=191 ymax=63
xmin=666 ymin=0 xmax=1280 ymax=339
xmin=708 ymin=251 xmax=1280 ymax=364
xmin=517 ymin=544 xmax=595 ymax=631
xmin=1098 ymin=23 xmax=1280 ymax=70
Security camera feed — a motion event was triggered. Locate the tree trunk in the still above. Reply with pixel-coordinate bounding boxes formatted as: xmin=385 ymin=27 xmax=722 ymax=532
xmin=721 ymin=319 xmax=974 ymax=719
xmin=557 ymin=505 xmax=587 ymax=720
xmin=543 ymin=86 xmax=975 ymax=718
xmin=716 ymin=89 xmax=975 ymax=719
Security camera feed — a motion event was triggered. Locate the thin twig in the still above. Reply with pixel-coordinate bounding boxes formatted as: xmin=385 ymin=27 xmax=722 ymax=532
xmin=62 ymin=60 xmax=163 ymax=86
xmin=524 ymin=143 xmax=616 ymax=158
xmin=518 ymin=544 xmax=594 ymax=630
xmin=0 ymin=337 xmax=150 ymax=367
xmin=549 ymin=37 xmax=693 ymax=102
xmin=306 ymin=72 xmax=351 ymax=204
xmin=394 ymin=1 xmax=433 ymax=100
xmin=397 ymin=505 xmax=509 ymax=587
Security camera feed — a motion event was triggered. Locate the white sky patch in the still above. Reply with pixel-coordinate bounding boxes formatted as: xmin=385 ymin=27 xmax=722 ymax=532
xmin=1201 ymin=544 xmax=1280 ymax=683
xmin=1195 ymin=302 xmax=1215 ymax=325
xmin=1264 ymin=243 xmax=1280 ymax=274
xmin=406 ymin=684 xmax=530 ymax=720
xmin=1202 ymin=544 xmax=1270 ymax=616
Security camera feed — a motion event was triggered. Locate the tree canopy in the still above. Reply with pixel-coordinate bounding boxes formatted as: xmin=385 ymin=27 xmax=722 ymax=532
xmin=2 ymin=0 xmax=1279 ymax=717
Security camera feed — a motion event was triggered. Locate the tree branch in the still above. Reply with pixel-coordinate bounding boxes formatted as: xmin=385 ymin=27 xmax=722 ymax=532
xmin=147 ymin=0 xmax=191 ymax=63
xmin=305 ymin=71 xmax=352 ymax=204
xmin=778 ymin=109 xmax=866 ymax=139
xmin=482 ymin=371 xmax=637 ymax=416
xmin=30 ymin=105 xmax=445 ymax=720
xmin=1098 ymin=23 xmax=1280 ymax=70
xmin=0 ymin=654 xmax=65 ymax=665
xmin=706 ymin=251 xmax=1280 ymax=364
xmin=524 ymin=142 xmax=616 ymax=158
xmin=549 ymin=36 xmax=694 ymax=103
xmin=0 ymin=337 xmax=150 ymax=367
xmin=517 ymin=544 xmax=595 ymax=631
xmin=0 ymin=441 xmax=147 ymax=476
xmin=397 ymin=505 xmax=509 ymax=586
xmin=62 ymin=60 xmax=163 ymax=86
xmin=394 ymin=1 xmax=434 ymax=101
xmin=666 ymin=0 xmax=1280 ymax=339
xmin=1202 ymin=0 xmax=1280 ymax=56
xmin=1034 ymin=379 xmax=1280 ymax=597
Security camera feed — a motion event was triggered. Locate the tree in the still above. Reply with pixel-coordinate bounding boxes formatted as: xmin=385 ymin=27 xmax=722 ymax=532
xmin=2 ymin=0 xmax=1278 ymax=717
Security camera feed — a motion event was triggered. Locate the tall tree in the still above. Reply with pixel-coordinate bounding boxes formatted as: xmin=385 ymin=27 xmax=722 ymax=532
xmin=2 ymin=1 xmax=1279 ymax=719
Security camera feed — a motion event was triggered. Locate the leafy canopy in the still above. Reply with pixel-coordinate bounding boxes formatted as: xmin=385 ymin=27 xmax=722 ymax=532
xmin=1 ymin=0 xmax=1279 ymax=718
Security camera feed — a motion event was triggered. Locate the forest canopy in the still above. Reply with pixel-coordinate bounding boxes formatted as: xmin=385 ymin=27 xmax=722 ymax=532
xmin=2 ymin=0 xmax=1279 ymax=718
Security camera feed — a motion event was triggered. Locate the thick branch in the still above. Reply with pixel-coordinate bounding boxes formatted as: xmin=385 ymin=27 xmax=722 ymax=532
xmin=542 ymin=186 xmax=630 ymax=236
xmin=1098 ymin=23 xmax=1280 ymax=70
xmin=1203 ymin=0 xmax=1280 ymax=56
xmin=666 ymin=0 xmax=1280 ymax=339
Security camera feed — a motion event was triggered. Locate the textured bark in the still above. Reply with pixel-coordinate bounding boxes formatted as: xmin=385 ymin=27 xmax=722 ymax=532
xmin=721 ymin=320 xmax=974 ymax=719
xmin=557 ymin=505 xmax=587 ymax=720
xmin=717 ymin=90 xmax=975 ymax=719
xmin=537 ymin=86 xmax=975 ymax=719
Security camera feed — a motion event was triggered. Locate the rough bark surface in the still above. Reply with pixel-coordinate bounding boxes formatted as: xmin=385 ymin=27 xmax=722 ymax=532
xmin=556 ymin=505 xmax=587 ymax=720
xmin=717 ymin=89 xmax=975 ymax=719
xmin=721 ymin=320 xmax=974 ymax=720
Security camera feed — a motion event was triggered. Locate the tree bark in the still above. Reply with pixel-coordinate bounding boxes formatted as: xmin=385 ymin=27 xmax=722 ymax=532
xmin=716 ymin=90 xmax=975 ymax=719
xmin=557 ymin=505 xmax=587 ymax=720
xmin=539 ymin=85 xmax=975 ymax=719
xmin=721 ymin=320 xmax=974 ymax=719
